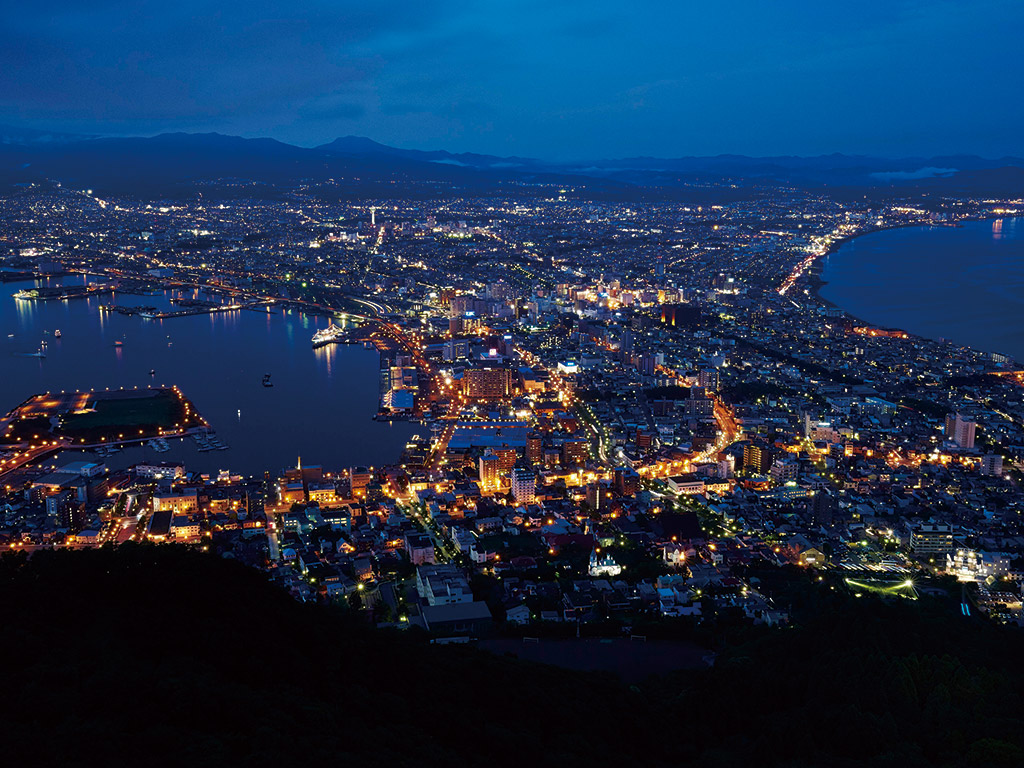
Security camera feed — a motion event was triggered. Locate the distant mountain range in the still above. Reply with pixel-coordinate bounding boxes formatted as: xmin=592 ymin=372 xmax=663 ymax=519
xmin=1 ymin=126 xmax=1022 ymax=198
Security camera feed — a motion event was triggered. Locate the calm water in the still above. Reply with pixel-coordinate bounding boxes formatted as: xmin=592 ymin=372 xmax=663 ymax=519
xmin=821 ymin=217 xmax=1024 ymax=363
xmin=0 ymin=275 xmax=417 ymax=476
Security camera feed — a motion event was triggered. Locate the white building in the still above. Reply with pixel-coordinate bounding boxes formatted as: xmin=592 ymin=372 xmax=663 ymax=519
xmin=589 ymin=549 xmax=623 ymax=577
xmin=510 ymin=467 xmax=537 ymax=504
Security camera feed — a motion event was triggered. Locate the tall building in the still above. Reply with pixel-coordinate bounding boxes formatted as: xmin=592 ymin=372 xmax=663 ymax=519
xmin=980 ymin=454 xmax=1003 ymax=476
xmin=510 ymin=467 xmax=536 ymax=504
xmin=698 ymin=369 xmax=720 ymax=391
xmin=478 ymin=450 xmax=501 ymax=491
xmin=810 ymin=490 xmax=837 ymax=527
xmin=561 ymin=439 xmax=589 ymax=467
xmin=526 ymin=432 xmax=544 ymax=466
xmin=614 ymin=466 xmax=640 ymax=496
xmin=945 ymin=413 xmax=976 ymax=449
xmin=586 ymin=482 xmax=611 ymax=513
xmin=743 ymin=443 xmax=773 ymax=475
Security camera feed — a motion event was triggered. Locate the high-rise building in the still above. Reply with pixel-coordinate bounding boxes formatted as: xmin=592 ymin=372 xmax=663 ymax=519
xmin=614 ymin=466 xmax=640 ymax=496
xmin=510 ymin=467 xmax=536 ymax=504
xmin=526 ymin=432 xmax=544 ymax=466
xmin=586 ymin=482 xmax=611 ymax=513
xmin=810 ymin=490 xmax=837 ymax=527
xmin=980 ymin=454 xmax=1003 ymax=476
xmin=561 ymin=439 xmax=589 ymax=467
xmin=478 ymin=451 xmax=501 ymax=491
xmin=698 ymin=369 xmax=720 ymax=391
xmin=743 ymin=443 xmax=773 ymax=475
xmin=945 ymin=413 xmax=976 ymax=449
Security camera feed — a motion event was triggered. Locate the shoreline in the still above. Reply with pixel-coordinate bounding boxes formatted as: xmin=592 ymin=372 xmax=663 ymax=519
xmin=801 ymin=215 xmax=1022 ymax=365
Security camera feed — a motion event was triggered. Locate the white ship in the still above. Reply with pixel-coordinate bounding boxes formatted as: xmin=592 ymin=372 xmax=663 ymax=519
xmin=311 ymin=323 xmax=346 ymax=347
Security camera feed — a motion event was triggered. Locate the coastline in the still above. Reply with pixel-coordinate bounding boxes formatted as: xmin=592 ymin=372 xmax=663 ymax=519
xmin=805 ymin=220 xmax=965 ymax=311
xmin=801 ymin=215 xmax=1022 ymax=366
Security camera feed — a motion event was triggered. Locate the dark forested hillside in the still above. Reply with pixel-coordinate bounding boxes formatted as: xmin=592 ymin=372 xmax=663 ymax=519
xmin=1 ymin=546 xmax=1022 ymax=768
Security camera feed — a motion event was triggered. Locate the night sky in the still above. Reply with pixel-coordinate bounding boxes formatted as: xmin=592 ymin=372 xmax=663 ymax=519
xmin=2 ymin=0 xmax=1021 ymax=158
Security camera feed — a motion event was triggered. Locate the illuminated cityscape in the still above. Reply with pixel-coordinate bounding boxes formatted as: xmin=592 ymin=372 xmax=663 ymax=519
xmin=3 ymin=2 xmax=1024 ymax=765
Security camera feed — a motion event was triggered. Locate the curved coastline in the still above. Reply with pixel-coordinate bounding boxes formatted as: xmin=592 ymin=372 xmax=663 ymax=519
xmin=805 ymin=216 xmax=1022 ymax=364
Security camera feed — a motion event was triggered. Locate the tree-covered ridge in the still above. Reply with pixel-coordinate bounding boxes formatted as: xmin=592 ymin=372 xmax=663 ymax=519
xmin=1 ymin=546 xmax=1023 ymax=767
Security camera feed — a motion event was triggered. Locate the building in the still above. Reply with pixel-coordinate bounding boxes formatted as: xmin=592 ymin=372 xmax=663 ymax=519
xmin=667 ymin=474 xmax=705 ymax=495
xmin=561 ymin=439 xmax=589 ymax=467
xmin=134 ymin=462 xmax=185 ymax=481
xmin=170 ymin=516 xmax=201 ymax=540
xmin=526 ymin=432 xmax=544 ymax=466
xmin=911 ymin=523 xmax=954 ymax=557
xmin=405 ymin=532 xmax=436 ymax=565
xmin=416 ymin=564 xmax=473 ymax=606
xmin=945 ymin=413 xmax=976 ymax=450
xmin=698 ymin=369 xmax=720 ymax=391
xmin=152 ymin=490 xmax=198 ymax=515
xmin=510 ymin=467 xmax=536 ymax=504
xmin=462 ymin=364 xmax=515 ymax=401
xmin=770 ymin=458 xmax=799 ymax=483
xmin=980 ymin=454 xmax=1004 ymax=476
xmin=589 ymin=549 xmax=623 ymax=577
xmin=586 ymin=482 xmax=612 ymax=513
xmin=743 ymin=443 xmax=774 ymax=474
xmin=420 ymin=602 xmax=493 ymax=635
xmin=478 ymin=451 xmax=502 ymax=491
xmin=614 ymin=466 xmax=641 ymax=496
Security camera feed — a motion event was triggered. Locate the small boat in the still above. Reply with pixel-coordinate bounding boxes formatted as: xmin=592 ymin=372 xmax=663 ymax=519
xmin=150 ymin=369 xmax=156 ymax=376
xmin=54 ymin=329 xmax=61 ymax=338
xmin=114 ymin=340 xmax=123 ymax=347
xmin=262 ymin=373 xmax=274 ymax=388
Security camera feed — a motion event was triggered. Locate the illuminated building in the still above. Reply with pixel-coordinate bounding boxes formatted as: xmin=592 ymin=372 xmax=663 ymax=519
xmin=588 ymin=549 xmax=623 ymax=577
xmin=349 ymin=467 xmax=373 ymax=494
xmin=980 ymin=454 xmax=1003 ymax=476
xmin=743 ymin=443 xmax=773 ymax=474
xmin=416 ymin=564 xmax=473 ymax=606
xmin=526 ymin=432 xmax=544 ymax=466
xmin=510 ymin=467 xmax=536 ymax=504
xmin=614 ymin=466 xmax=640 ymax=496
xmin=491 ymin=446 xmax=518 ymax=474
xmin=561 ymin=438 xmax=589 ymax=467
xmin=911 ymin=523 xmax=954 ymax=556
xmin=698 ymin=369 xmax=720 ymax=390
xmin=152 ymin=489 xmax=198 ymax=514
xmin=478 ymin=450 xmax=501 ymax=490
xmin=462 ymin=364 xmax=515 ymax=400
xmin=585 ymin=482 xmax=610 ymax=513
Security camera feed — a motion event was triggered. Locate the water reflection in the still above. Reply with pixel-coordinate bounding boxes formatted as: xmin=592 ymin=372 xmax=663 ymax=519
xmin=0 ymin=276 xmax=417 ymax=474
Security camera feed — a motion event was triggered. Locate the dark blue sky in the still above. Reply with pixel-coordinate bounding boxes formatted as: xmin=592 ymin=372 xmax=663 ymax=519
xmin=2 ymin=1 xmax=1021 ymax=159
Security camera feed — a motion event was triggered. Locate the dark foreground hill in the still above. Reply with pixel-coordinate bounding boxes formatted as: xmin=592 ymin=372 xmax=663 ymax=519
xmin=1 ymin=546 xmax=1023 ymax=768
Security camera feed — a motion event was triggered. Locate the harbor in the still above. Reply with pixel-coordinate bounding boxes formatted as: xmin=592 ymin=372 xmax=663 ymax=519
xmin=3 ymin=274 xmax=418 ymax=475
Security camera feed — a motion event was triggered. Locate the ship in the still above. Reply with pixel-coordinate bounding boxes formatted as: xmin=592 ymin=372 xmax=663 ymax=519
xmin=311 ymin=323 xmax=346 ymax=347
